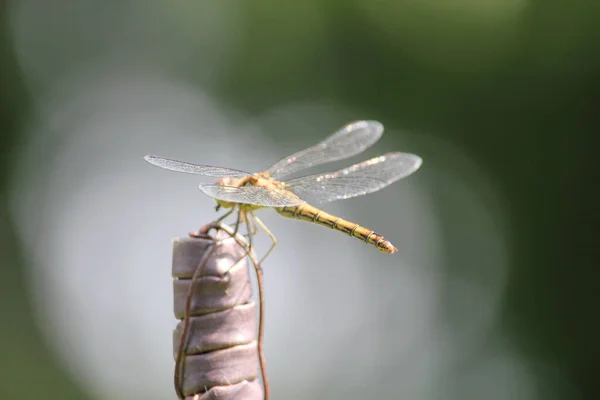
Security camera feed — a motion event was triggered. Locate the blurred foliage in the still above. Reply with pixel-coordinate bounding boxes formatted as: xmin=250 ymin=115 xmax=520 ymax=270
xmin=1 ymin=1 xmax=599 ymax=399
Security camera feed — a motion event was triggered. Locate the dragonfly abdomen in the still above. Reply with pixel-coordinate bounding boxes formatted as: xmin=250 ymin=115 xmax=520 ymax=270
xmin=276 ymin=204 xmax=397 ymax=254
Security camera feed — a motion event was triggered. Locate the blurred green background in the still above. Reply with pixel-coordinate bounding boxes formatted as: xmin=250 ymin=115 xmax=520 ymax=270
xmin=1 ymin=1 xmax=598 ymax=399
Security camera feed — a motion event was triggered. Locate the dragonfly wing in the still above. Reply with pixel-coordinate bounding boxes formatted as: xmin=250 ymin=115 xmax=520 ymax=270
xmin=144 ymin=155 xmax=251 ymax=177
xmin=198 ymin=184 xmax=305 ymax=207
xmin=266 ymin=120 xmax=384 ymax=179
xmin=285 ymin=152 xmax=422 ymax=204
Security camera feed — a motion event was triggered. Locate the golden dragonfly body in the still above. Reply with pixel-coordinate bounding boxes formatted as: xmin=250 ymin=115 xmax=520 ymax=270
xmin=215 ymin=172 xmax=397 ymax=253
xmin=145 ymin=120 xmax=422 ymax=256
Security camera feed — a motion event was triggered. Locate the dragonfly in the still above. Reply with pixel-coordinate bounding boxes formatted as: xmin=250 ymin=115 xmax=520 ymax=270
xmin=145 ymin=120 xmax=422 ymax=260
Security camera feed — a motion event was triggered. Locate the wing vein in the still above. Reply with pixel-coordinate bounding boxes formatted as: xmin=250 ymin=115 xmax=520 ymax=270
xmin=266 ymin=120 xmax=384 ymax=179
xmin=198 ymin=184 xmax=305 ymax=207
xmin=285 ymin=152 xmax=422 ymax=204
xmin=144 ymin=155 xmax=251 ymax=177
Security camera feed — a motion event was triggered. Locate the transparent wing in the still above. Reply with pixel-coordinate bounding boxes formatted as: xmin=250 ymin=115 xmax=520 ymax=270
xmin=285 ymin=152 xmax=422 ymax=204
xmin=266 ymin=120 xmax=384 ymax=179
xmin=198 ymin=184 xmax=305 ymax=207
xmin=144 ymin=155 xmax=251 ymax=177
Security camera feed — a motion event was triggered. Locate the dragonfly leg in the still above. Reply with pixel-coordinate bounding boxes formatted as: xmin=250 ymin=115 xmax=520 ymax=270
xmin=250 ymin=212 xmax=277 ymax=264
xmin=198 ymin=208 xmax=234 ymax=235
xmin=232 ymin=207 xmax=243 ymax=236
xmin=247 ymin=212 xmax=258 ymax=236
xmin=216 ymin=209 xmax=253 ymax=262
xmin=215 ymin=207 xmax=234 ymax=224
xmin=244 ymin=211 xmax=254 ymax=251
